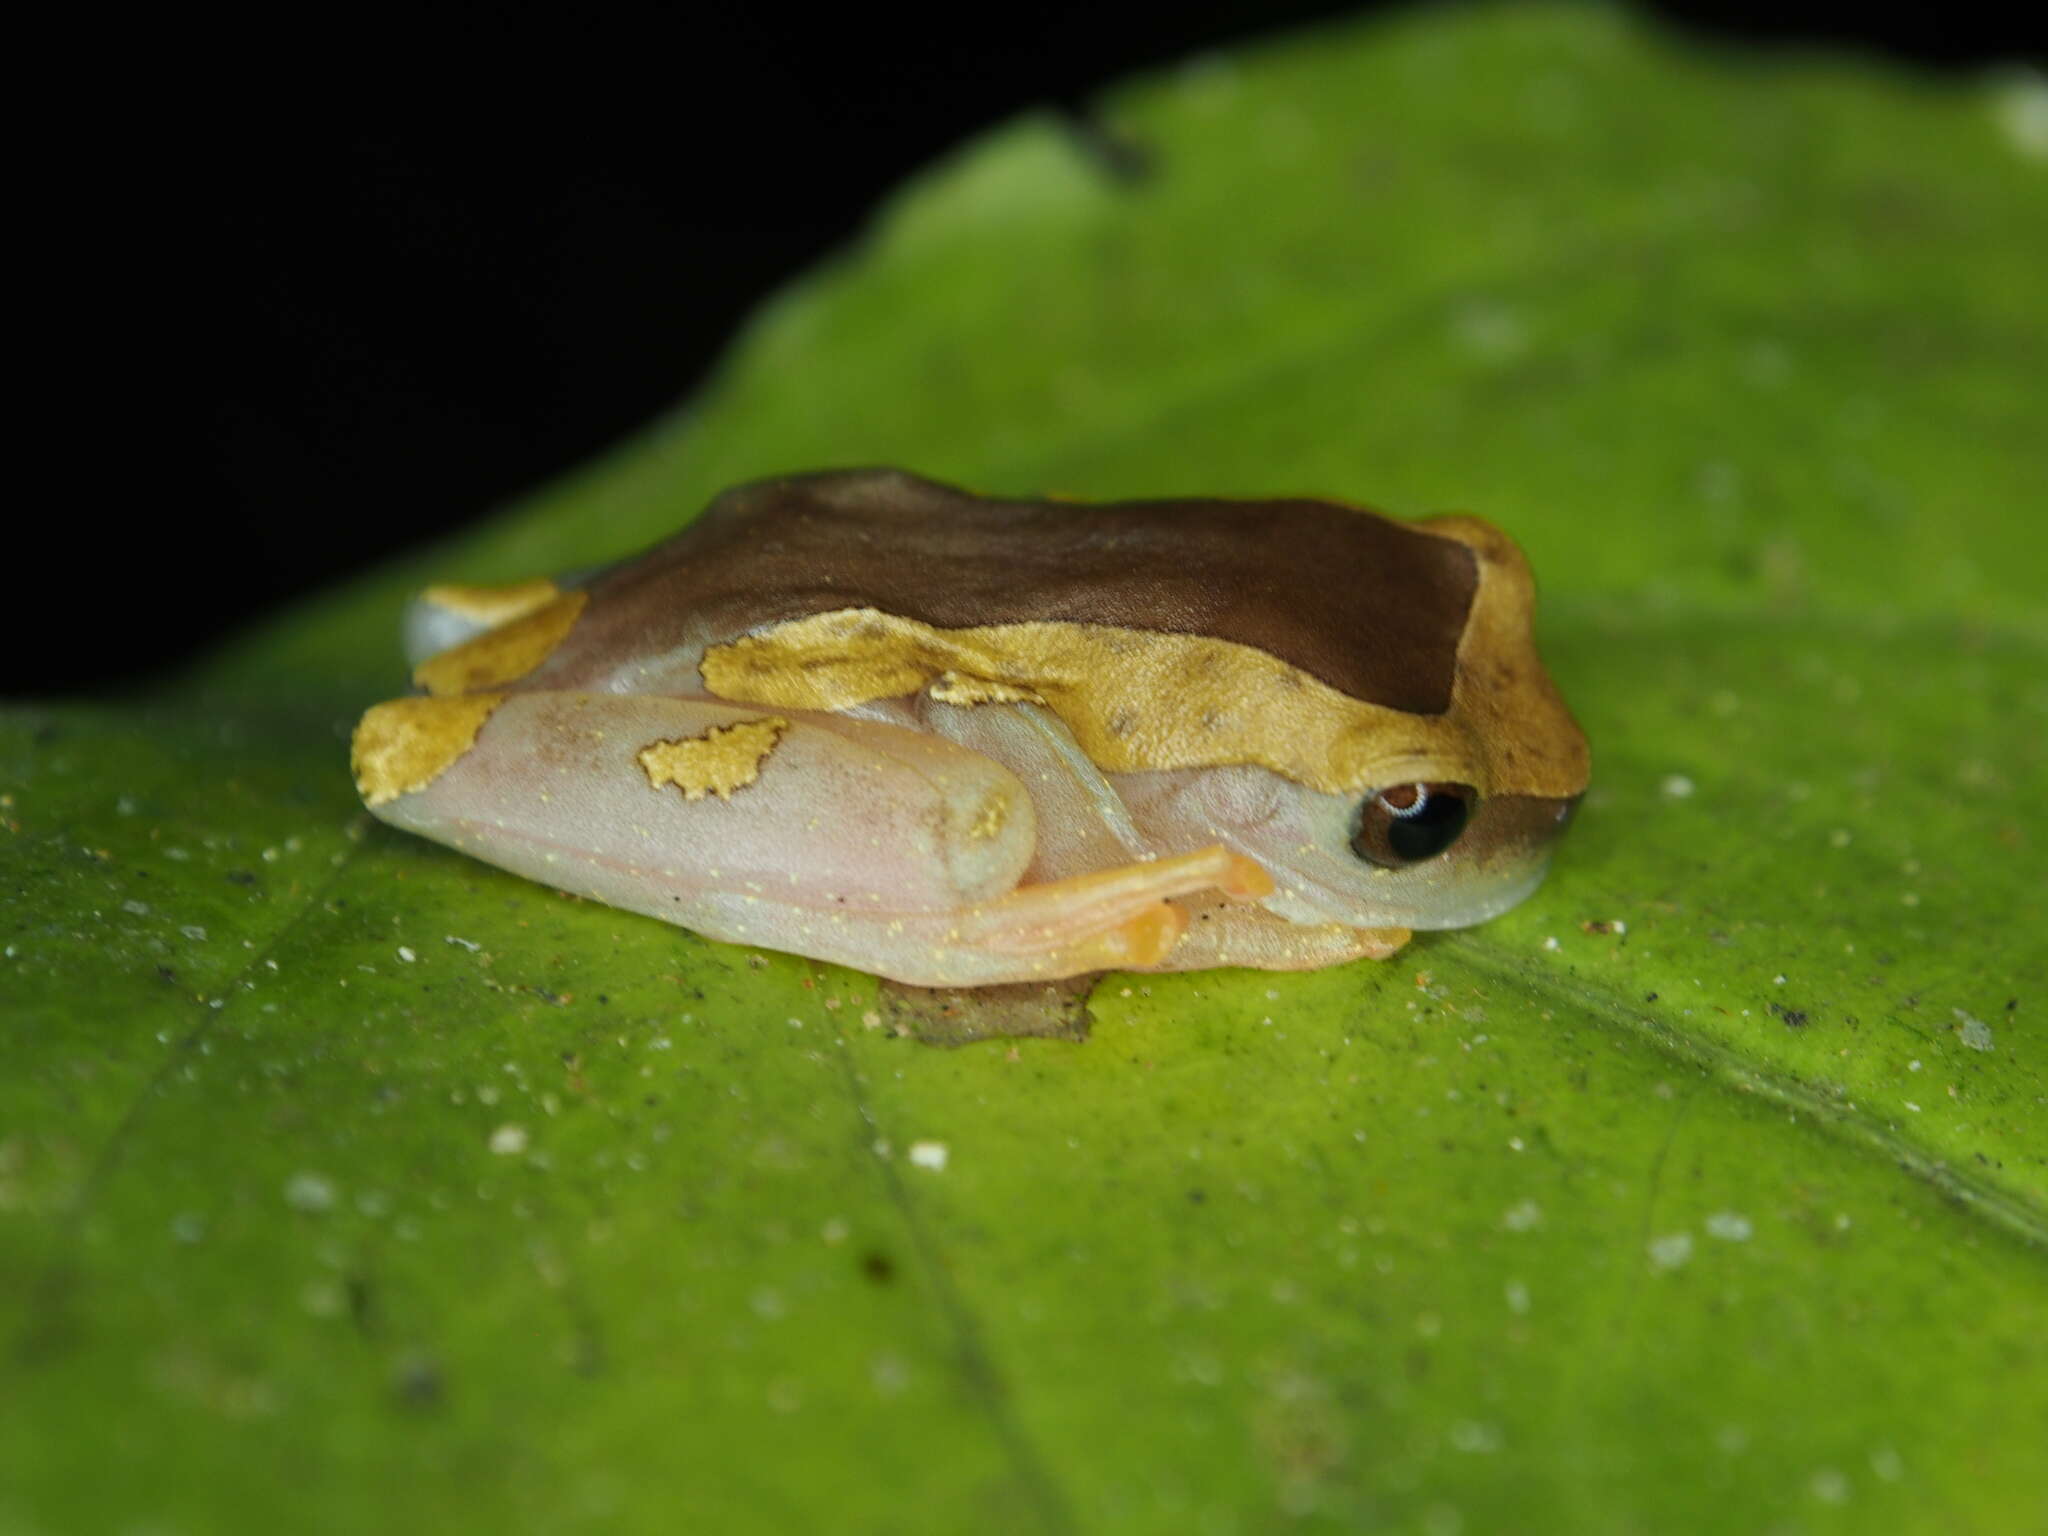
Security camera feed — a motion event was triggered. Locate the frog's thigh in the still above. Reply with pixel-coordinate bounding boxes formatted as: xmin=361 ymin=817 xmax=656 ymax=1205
xmin=364 ymin=691 xmax=1037 ymax=917
xmin=1143 ymin=893 xmax=1409 ymax=972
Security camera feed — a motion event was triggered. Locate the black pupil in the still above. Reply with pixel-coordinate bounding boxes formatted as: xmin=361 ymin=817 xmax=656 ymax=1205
xmin=1386 ymin=790 xmax=1468 ymax=861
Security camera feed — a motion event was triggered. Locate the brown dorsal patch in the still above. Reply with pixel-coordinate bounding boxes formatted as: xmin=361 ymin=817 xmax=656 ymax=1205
xmin=636 ymin=716 xmax=790 ymax=801
xmin=535 ymin=471 xmax=1586 ymax=799
xmin=564 ymin=470 xmax=1479 ymax=715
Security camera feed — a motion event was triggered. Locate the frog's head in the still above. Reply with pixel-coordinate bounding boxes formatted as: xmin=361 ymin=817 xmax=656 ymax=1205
xmin=1297 ymin=511 xmax=1589 ymax=929
xmin=1128 ymin=509 xmax=1589 ymax=932
xmin=1130 ymin=764 xmax=1582 ymax=932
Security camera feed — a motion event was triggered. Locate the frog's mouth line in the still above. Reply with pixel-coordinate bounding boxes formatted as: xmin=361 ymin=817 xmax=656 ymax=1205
xmin=1255 ymin=847 xmax=1556 ymax=933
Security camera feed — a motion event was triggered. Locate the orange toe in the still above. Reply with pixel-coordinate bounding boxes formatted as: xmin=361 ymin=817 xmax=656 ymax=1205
xmin=1061 ymin=900 xmax=1188 ymax=971
xmin=1219 ymin=853 xmax=1275 ymax=900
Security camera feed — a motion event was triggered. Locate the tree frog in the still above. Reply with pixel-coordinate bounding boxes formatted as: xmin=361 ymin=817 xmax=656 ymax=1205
xmin=352 ymin=469 xmax=1589 ymax=986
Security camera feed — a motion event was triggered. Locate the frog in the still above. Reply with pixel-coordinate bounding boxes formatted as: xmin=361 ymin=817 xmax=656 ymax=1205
xmin=351 ymin=468 xmax=1589 ymax=987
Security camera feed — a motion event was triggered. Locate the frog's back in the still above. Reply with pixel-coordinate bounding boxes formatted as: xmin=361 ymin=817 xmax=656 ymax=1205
xmin=532 ymin=469 xmax=1482 ymax=713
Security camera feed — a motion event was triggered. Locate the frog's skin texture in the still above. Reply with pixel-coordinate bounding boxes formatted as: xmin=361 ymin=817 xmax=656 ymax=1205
xmin=352 ymin=469 xmax=1589 ymax=987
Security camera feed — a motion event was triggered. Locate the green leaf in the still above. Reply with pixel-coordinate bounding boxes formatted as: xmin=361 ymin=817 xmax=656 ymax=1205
xmin=6 ymin=5 xmax=2045 ymax=1531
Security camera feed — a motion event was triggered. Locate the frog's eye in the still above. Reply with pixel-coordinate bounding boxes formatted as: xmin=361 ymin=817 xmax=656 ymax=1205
xmin=1351 ymin=782 xmax=1474 ymax=866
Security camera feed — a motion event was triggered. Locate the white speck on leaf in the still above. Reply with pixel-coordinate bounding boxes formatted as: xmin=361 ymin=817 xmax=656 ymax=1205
xmin=488 ymin=1124 xmax=530 ymax=1156
xmin=871 ymin=1353 xmax=911 ymax=1397
xmin=1660 ymin=773 xmax=1696 ymax=799
xmin=284 ymin=1172 xmax=337 ymax=1214
xmin=1647 ymin=1232 xmax=1694 ymax=1270
xmin=1954 ymin=1009 xmax=1994 ymax=1051
xmin=908 ymin=1140 xmax=949 ymax=1171
xmin=1451 ymin=300 xmax=1526 ymax=361
xmin=1502 ymin=1199 xmax=1542 ymax=1232
xmin=301 ymin=1279 xmax=345 ymax=1318
xmin=397 ymin=946 xmax=416 ymax=963
xmin=1992 ymin=70 xmax=2048 ymax=159
xmin=1449 ymin=1419 xmax=1502 ymax=1453
xmin=1810 ymin=1467 xmax=1849 ymax=1504
xmin=1704 ymin=1211 xmax=1753 ymax=1241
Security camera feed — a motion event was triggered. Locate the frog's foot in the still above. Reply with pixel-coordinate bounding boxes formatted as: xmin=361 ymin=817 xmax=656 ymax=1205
xmin=958 ymin=844 xmax=1272 ymax=971
xmin=1137 ymin=891 xmax=1410 ymax=971
xmin=677 ymin=843 xmax=1271 ymax=986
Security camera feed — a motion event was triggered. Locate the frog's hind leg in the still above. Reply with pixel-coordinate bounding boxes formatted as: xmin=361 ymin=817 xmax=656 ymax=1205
xmin=352 ymin=690 xmax=1264 ymax=986
xmin=1141 ymin=892 xmax=1408 ymax=972
xmin=909 ymin=697 xmax=1157 ymax=879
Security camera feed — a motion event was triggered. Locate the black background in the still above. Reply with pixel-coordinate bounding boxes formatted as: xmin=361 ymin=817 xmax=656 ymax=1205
xmin=28 ymin=1 xmax=2040 ymax=696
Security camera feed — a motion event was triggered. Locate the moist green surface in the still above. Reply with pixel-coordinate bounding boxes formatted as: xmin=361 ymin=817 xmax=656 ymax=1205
xmin=5 ymin=5 xmax=2044 ymax=1531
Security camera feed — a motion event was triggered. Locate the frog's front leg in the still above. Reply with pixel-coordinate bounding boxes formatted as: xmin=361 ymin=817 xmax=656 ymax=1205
xmin=1142 ymin=893 xmax=1408 ymax=972
xmin=351 ymin=691 xmax=1264 ymax=986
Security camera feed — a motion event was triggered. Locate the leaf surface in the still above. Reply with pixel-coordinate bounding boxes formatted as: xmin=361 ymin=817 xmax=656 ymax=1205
xmin=6 ymin=6 xmax=2045 ymax=1532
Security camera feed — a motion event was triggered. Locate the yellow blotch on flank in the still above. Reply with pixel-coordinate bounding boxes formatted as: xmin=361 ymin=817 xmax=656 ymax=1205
xmin=352 ymin=693 xmax=506 ymax=808
xmin=418 ymin=577 xmax=561 ymax=629
xmin=699 ymin=610 xmax=1482 ymax=796
xmin=413 ymin=590 xmax=589 ymax=697
xmin=699 ymin=569 xmax=1590 ymax=800
xmin=928 ymin=670 xmax=1045 ymax=707
xmin=637 ymin=716 xmax=791 ymax=802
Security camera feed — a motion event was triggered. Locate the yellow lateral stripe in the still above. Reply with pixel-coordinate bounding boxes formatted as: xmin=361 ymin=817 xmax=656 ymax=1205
xmin=701 ymin=602 xmax=1586 ymax=799
xmin=701 ymin=609 xmax=1470 ymax=795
